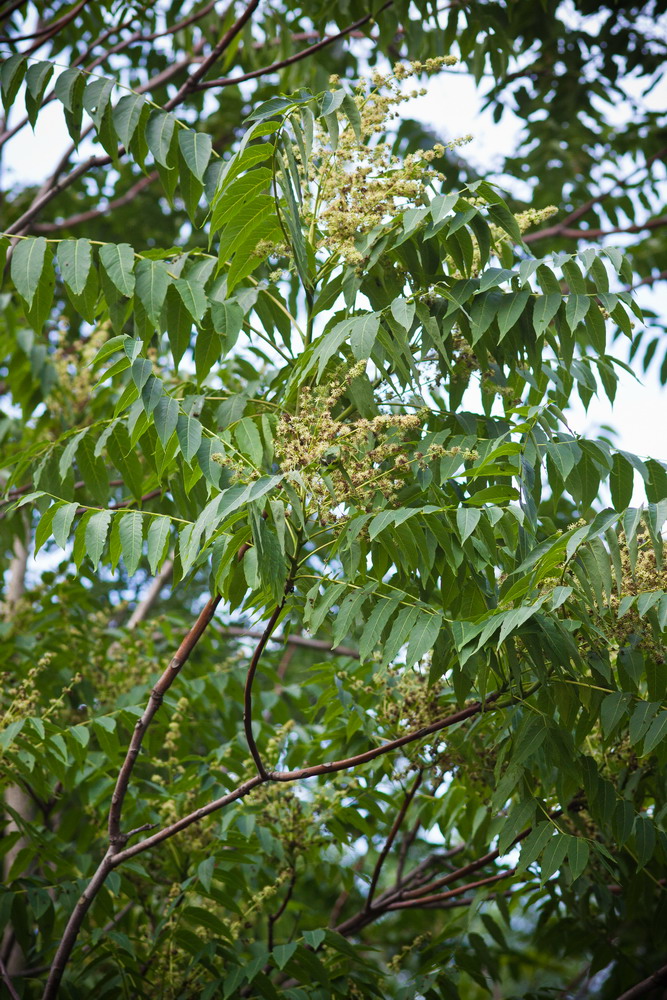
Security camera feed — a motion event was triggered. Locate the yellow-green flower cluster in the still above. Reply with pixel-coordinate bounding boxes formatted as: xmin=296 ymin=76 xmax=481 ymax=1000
xmin=274 ymin=365 xmax=421 ymax=517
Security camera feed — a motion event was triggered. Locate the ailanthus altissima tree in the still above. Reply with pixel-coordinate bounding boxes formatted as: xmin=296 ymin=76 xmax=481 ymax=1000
xmin=1 ymin=3 xmax=667 ymax=999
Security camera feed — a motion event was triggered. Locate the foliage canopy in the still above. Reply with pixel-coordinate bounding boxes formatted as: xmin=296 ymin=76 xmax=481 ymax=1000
xmin=1 ymin=3 xmax=667 ymax=999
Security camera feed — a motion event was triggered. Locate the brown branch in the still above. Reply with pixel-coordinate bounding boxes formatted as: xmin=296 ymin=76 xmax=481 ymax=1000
xmin=75 ymin=487 xmax=162 ymax=516
xmin=386 ymin=868 xmax=517 ymax=910
xmin=524 ymin=214 xmax=667 ymax=244
xmin=32 ymin=172 xmax=158 ymax=233
xmin=366 ymin=770 xmax=422 ymax=909
xmin=0 ymin=956 xmax=20 ymax=1000
xmin=126 ymin=558 xmax=174 ymax=630
xmin=267 ymin=868 xmax=296 ymax=952
xmin=270 ymin=691 xmax=502 ymax=782
xmin=108 ymin=594 xmax=221 ymax=844
xmin=244 ymin=601 xmax=286 ymax=778
xmin=163 ymin=0 xmax=260 ymax=110
xmin=0 ymin=1 xmax=28 ymax=30
xmin=195 ymin=1 xmax=395 ymax=91
xmin=0 ymin=0 xmax=88 ymax=42
xmin=221 ymin=624 xmax=358 ymax=659
xmin=614 ymin=960 xmax=667 ymax=1000
xmin=523 ymin=145 xmax=667 ymax=244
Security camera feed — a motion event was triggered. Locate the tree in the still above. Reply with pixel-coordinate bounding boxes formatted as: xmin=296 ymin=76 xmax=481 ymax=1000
xmin=1 ymin=3 xmax=666 ymax=998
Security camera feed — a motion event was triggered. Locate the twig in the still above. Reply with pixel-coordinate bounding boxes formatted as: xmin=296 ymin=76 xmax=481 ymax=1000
xmin=195 ymin=1 xmax=395 ymax=91
xmin=268 ymin=869 xmax=296 ymax=952
xmin=32 ymin=172 xmax=157 ymax=233
xmin=0 ymin=956 xmax=20 ymax=1000
xmin=366 ymin=770 xmax=422 ymax=909
xmin=163 ymin=0 xmax=261 ymax=110
xmin=127 ymin=559 xmax=174 ymax=630
xmin=614 ymin=960 xmax=667 ymax=1000
xmin=244 ymin=601 xmax=287 ymax=778
xmin=385 ymin=868 xmax=517 ymax=909
xmin=524 ymin=214 xmax=667 ymax=244
xmin=221 ymin=624 xmax=358 ymax=659
xmin=108 ymin=594 xmax=221 ymax=844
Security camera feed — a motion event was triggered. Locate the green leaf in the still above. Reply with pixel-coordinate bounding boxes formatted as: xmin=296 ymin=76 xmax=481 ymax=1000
xmin=331 ymin=588 xmax=369 ymax=647
xmin=119 ymin=510 xmax=144 ymax=575
xmin=85 ymin=510 xmax=112 ymax=568
xmin=135 ymin=258 xmax=171 ymax=328
xmin=210 ymin=299 xmax=244 ymax=352
xmin=600 ymin=691 xmax=629 ymax=738
xmin=358 ymin=597 xmax=401 ymax=662
xmin=565 ymin=293 xmax=590 ymax=331
xmin=113 ymin=93 xmax=147 ymax=147
xmin=566 ymin=837 xmax=589 ymax=881
xmin=11 ymin=236 xmax=48 ymax=308
xmin=194 ymin=330 xmax=223 ymax=382
xmin=390 ymin=297 xmax=415 ymax=331
xmin=54 ymin=67 xmax=86 ymax=142
xmin=147 ymin=518 xmax=171 ymax=575
xmin=146 ymin=110 xmax=177 ymax=167
xmin=1 ymin=53 xmax=26 ymax=111
xmin=25 ymin=61 xmax=54 ymax=128
xmin=610 ymin=452 xmax=634 ymax=511
xmin=52 ymin=502 xmax=79 ymax=549
xmin=635 ymin=816 xmax=656 ymax=870
xmin=235 ymin=418 xmax=263 ymax=468
xmin=404 ymin=611 xmax=443 ymax=667
xmin=58 ymin=239 xmax=92 ymax=297
xmin=177 ymin=414 xmax=203 ymax=463
xmin=99 ymin=243 xmax=135 ymax=297
xmin=179 ymin=129 xmax=213 ymax=181
xmin=153 ymin=395 xmax=179 ymax=445
xmin=641 ymin=712 xmax=667 ymax=756
xmin=349 ymin=313 xmax=380 ymax=361
xmin=273 ymin=942 xmax=297 ymax=970
xmin=174 ymin=278 xmax=207 ymax=322
xmin=540 ymin=833 xmax=568 ymax=883
xmin=497 ymin=289 xmax=530 ymax=340
xmin=456 ymin=507 xmax=481 ymax=543
xmin=533 ymin=294 xmax=561 ymax=336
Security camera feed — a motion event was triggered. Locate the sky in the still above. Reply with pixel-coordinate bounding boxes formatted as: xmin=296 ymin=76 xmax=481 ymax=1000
xmin=3 ymin=35 xmax=666 ymax=496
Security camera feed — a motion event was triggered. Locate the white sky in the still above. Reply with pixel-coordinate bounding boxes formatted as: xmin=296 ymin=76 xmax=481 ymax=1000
xmin=3 ymin=49 xmax=666 ymax=490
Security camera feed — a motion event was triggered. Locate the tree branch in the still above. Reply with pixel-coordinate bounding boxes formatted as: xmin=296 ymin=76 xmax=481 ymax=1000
xmin=107 ymin=594 xmax=221 ymax=844
xmin=163 ymin=0 xmax=261 ymax=110
xmin=614 ymin=961 xmax=667 ymax=1000
xmin=524 ymin=214 xmax=667 ymax=244
xmin=194 ymin=1 xmax=395 ymax=91
xmin=221 ymin=623 xmax=358 ymax=658
xmin=366 ymin=770 xmax=422 ymax=909
xmin=32 ymin=172 xmax=158 ymax=233
xmin=0 ymin=956 xmax=20 ymax=1000
xmin=244 ymin=601 xmax=286 ymax=778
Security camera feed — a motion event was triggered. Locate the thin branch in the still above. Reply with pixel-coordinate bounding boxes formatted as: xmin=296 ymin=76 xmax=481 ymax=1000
xmin=163 ymin=0 xmax=260 ymax=110
xmin=0 ymin=0 xmax=88 ymax=42
xmin=629 ymin=268 xmax=667 ymax=289
xmin=385 ymin=868 xmax=517 ymax=910
xmin=244 ymin=601 xmax=287 ymax=778
xmin=614 ymin=961 xmax=667 ymax=1000
xmin=524 ymin=214 xmax=667 ymax=244
xmin=0 ymin=957 xmax=20 ymax=1000
xmin=366 ymin=770 xmax=422 ymax=909
xmin=108 ymin=594 xmax=221 ymax=844
xmin=126 ymin=559 xmax=174 ymax=630
xmin=267 ymin=869 xmax=296 ymax=952
xmin=270 ymin=691 xmax=503 ymax=782
xmin=75 ymin=487 xmax=162 ymax=516
xmin=195 ymin=1 xmax=394 ymax=90
xmin=221 ymin=624 xmax=358 ymax=659
xmin=32 ymin=172 xmax=158 ymax=233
